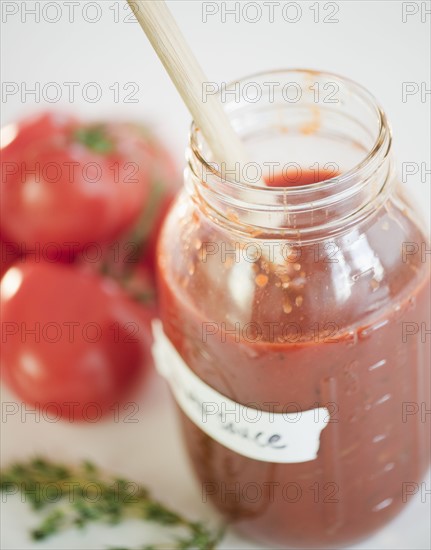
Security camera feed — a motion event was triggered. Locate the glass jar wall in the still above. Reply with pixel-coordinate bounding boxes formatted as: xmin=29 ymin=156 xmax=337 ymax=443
xmin=155 ymin=70 xmax=430 ymax=548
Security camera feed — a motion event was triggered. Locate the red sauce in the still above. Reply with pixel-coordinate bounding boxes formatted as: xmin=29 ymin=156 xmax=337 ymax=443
xmin=157 ymin=170 xmax=431 ymax=548
xmin=266 ymin=168 xmax=337 ymax=187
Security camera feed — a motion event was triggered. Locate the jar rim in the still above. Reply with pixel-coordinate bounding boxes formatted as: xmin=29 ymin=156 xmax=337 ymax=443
xmin=189 ymin=68 xmax=392 ymax=195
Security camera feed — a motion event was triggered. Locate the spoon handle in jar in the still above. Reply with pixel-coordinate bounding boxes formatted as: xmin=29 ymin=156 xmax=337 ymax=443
xmin=127 ymin=0 xmax=255 ymax=176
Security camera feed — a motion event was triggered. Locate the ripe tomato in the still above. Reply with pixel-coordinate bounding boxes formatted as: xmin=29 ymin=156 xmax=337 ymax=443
xmin=0 ymin=234 xmax=20 ymax=278
xmin=75 ymin=133 xmax=180 ymax=300
xmin=136 ymin=141 xmax=179 ymax=276
xmin=0 ymin=260 xmax=151 ymax=421
xmin=0 ymin=113 xmax=165 ymax=254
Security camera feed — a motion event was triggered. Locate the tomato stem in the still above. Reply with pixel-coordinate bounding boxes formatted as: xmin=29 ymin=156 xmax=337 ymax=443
xmin=73 ymin=125 xmax=114 ymax=154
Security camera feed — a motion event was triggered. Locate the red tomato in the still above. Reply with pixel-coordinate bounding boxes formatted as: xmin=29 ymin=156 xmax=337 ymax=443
xmin=137 ymin=141 xmax=179 ymax=276
xmin=75 ymin=133 xmax=180 ymax=300
xmin=0 ymin=234 xmax=20 ymax=278
xmin=0 ymin=260 xmax=151 ymax=421
xmin=0 ymin=113 xmax=159 ymax=254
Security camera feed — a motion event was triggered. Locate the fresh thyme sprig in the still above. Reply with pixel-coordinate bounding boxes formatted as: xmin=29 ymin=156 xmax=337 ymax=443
xmin=1 ymin=458 xmax=224 ymax=550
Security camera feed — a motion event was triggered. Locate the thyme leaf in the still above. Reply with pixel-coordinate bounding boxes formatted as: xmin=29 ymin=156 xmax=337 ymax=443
xmin=1 ymin=457 xmax=224 ymax=550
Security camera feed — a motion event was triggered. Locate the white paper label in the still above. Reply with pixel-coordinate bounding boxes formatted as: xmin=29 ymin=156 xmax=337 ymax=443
xmin=152 ymin=320 xmax=329 ymax=463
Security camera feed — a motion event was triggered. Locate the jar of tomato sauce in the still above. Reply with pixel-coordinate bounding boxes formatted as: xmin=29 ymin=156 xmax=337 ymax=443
xmin=153 ymin=70 xmax=430 ymax=548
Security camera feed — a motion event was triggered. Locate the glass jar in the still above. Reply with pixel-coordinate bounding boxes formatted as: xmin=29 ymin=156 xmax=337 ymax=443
xmin=154 ymin=70 xmax=430 ymax=548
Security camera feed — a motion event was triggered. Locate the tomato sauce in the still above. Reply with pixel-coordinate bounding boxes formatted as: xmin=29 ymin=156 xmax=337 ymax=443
xmin=157 ymin=170 xmax=431 ymax=547
xmin=266 ymin=168 xmax=337 ymax=187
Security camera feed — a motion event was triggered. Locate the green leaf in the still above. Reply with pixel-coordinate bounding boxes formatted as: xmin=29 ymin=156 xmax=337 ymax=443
xmin=31 ymin=509 xmax=66 ymax=540
xmin=1 ymin=458 xmax=224 ymax=550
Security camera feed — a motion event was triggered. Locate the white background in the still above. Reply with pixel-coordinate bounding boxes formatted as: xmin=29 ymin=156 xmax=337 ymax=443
xmin=1 ymin=1 xmax=430 ymax=549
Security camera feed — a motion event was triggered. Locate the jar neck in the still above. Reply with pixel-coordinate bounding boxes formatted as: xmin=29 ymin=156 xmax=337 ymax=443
xmin=186 ymin=69 xmax=393 ymax=242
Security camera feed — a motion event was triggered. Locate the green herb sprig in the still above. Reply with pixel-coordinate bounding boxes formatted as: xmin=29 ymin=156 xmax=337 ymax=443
xmin=1 ymin=458 xmax=224 ymax=550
